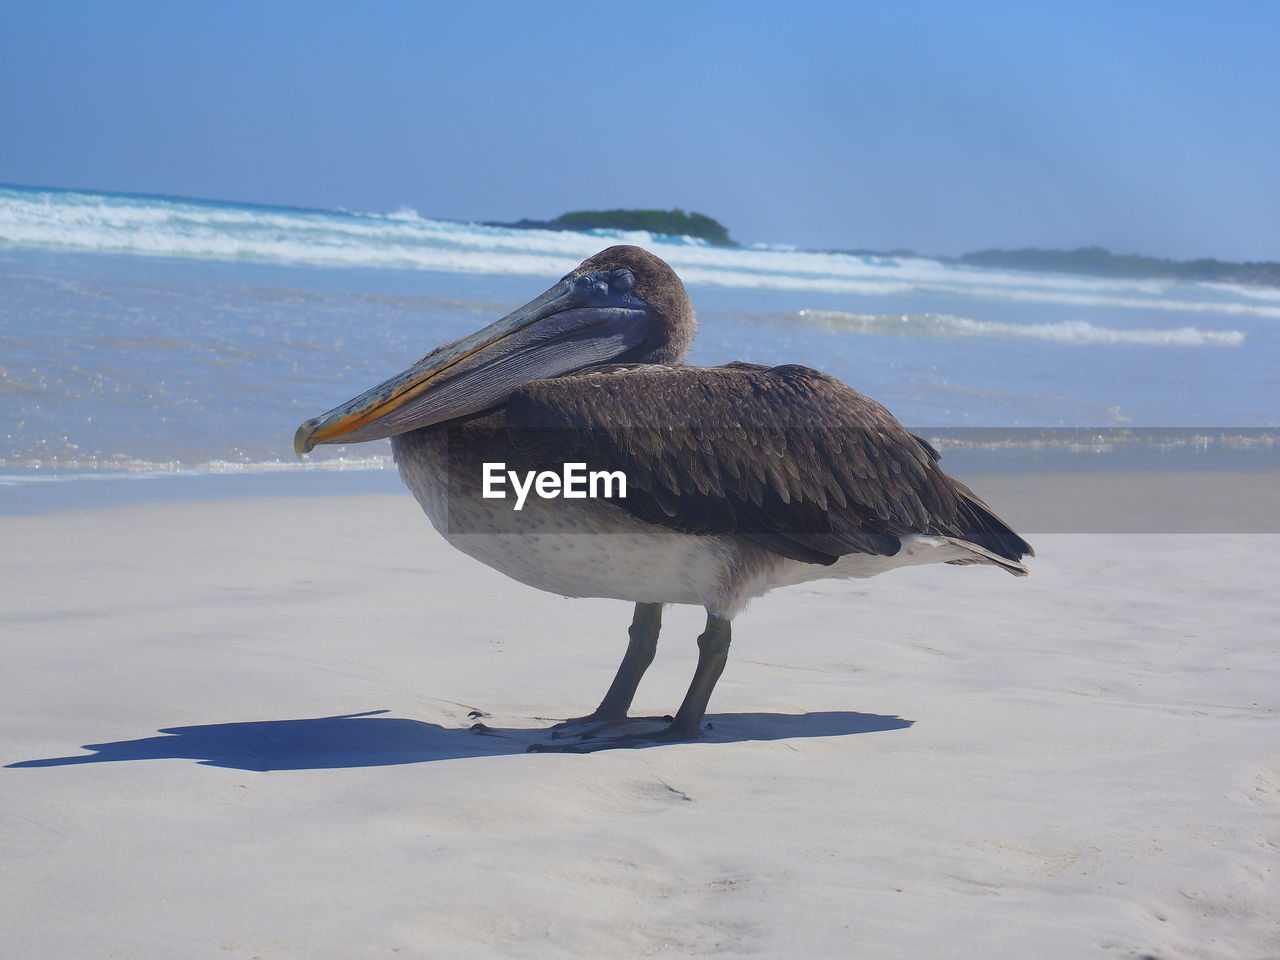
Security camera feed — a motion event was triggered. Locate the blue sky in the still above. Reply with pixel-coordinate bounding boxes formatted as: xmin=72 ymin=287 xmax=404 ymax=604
xmin=3 ymin=0 xmax=1276 ymax=259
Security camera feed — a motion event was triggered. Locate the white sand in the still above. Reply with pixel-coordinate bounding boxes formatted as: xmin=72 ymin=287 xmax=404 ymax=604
xmin=2 ymin=494 xmax=1277 ymax=959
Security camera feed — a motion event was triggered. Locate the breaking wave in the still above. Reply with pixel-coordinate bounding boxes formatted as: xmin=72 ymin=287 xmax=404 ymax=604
xmin=4 ymin=184 xmax=1279 ymax=320
xmin=778 ymin=310 xmax=1246 ymax=346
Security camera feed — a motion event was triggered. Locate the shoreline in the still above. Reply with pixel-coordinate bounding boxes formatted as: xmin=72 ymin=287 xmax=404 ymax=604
xmin=2 ymin=466 xmax=1276 ymax=533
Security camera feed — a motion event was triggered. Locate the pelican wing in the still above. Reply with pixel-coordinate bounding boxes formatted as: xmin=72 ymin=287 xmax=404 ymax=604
xmin=504 ymin=362 xmax=1032 ymax=566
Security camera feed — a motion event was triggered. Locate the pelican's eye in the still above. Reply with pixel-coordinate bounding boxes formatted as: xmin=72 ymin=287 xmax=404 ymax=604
xmin=608 ymin=269 xmax=636 ymax=293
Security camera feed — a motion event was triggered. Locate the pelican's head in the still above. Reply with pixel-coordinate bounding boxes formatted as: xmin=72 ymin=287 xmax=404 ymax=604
xmin=294 ymin=245 xmax=694 ymax=455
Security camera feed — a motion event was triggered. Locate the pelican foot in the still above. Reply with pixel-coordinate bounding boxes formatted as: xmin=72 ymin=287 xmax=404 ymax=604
xmin=528 ymin=721 xmax=701 ymax=753
xmin=549 ymin=714 xmax=673 ymax=739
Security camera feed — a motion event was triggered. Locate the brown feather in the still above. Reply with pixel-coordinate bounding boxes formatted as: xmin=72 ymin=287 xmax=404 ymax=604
xmin=502 ymin=363 xmax=1033 ymax=566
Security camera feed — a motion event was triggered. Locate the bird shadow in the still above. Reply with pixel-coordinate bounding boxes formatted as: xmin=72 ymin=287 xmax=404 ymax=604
xmin=6 ymin=709 xmax=913 ymax=772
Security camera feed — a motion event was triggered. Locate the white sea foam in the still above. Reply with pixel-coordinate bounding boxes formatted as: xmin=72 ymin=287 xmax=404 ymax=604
xmin=5 ymin=433 xmax=1275 ymax=480
xmin=0 ymin=453 xmax=395 ymax=479
xmin=3 ymin=184 xmax=1279 ymax=319
xmin=783 ymin=310 xmax=1246 ymax=346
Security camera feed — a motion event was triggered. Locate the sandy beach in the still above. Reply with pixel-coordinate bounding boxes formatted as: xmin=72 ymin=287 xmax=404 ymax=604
xmin=3 ymin=482 xmax=1277 ymax=959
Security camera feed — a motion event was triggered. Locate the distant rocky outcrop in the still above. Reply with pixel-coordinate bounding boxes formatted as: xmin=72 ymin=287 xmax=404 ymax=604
xmin=492 ymin=209 xmax=735 ymax=246
xmin=491 ymin=214 xmax=1277 ymax=287
xmin=949 ymin=246 xmax=1280 ymax=287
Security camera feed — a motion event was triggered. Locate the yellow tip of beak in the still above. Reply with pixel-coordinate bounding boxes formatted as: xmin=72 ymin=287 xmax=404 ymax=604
xmin=294 ymin=420 xmax=319 ymax=458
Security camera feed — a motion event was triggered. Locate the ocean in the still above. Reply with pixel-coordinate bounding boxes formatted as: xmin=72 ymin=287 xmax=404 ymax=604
xmin=2 ymin=183 xmax=1276 ymax=512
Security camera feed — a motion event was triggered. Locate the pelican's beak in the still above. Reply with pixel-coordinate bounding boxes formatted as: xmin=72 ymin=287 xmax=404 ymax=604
xmin=294 ymin=269 xmax=650 ymax=456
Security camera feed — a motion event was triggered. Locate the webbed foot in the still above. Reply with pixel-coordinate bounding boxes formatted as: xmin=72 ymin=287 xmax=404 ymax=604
xmin=548 ymin=713 xmax=673 ymax=739
xmin=528 ymin=720 xmax=701 ymax=753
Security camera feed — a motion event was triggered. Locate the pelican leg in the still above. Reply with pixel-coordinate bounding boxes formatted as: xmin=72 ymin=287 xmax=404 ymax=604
xmin=665 ymin=614 xmax=732 ymax=739
xmin=532 ymin=614 xmax=732 ymax=753
xmin=549 ymin=602 xmax=665 ymax=737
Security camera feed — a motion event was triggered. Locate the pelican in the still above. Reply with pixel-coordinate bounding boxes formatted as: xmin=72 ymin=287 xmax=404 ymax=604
xmin=295 ymin=246 xmax=1032 ymax=751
